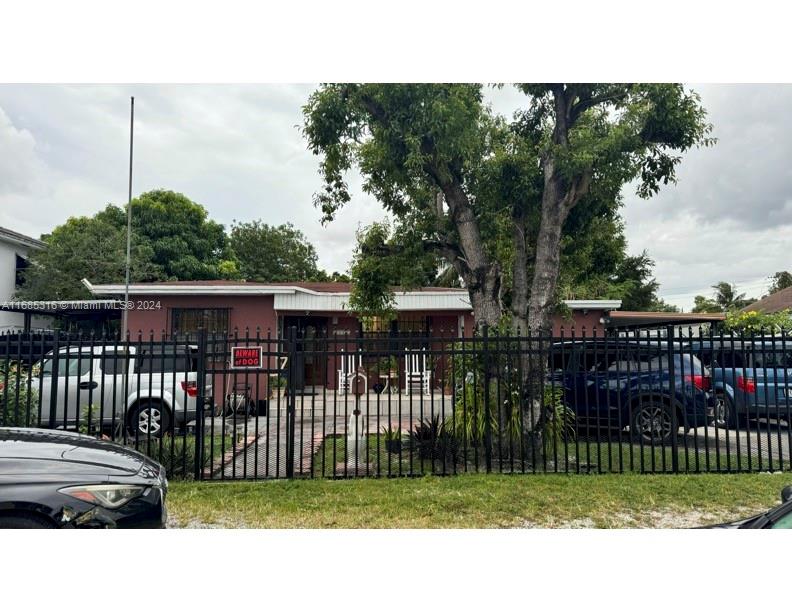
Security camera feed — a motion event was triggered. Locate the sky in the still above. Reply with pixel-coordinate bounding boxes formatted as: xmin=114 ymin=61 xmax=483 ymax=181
xmin=1 ymin=83 xmax=791 ymax=311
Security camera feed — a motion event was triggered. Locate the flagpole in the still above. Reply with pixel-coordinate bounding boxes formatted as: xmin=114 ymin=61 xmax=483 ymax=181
xmin=121 ymin=96 xmax=134 ymax=338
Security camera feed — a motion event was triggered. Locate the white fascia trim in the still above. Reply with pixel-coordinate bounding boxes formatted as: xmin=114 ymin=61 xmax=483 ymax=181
xmin=87 ymin=283 xmax=296 ymax=296
xmin=86 ymin=280 xmax=614 ymax=311
xmin=86 ymin=281 xmax=470 ymax=300
xmin=564 ymin=300 xmax=622 ymax=310
xmin=0 ymin=228 xmax=45 ymax=251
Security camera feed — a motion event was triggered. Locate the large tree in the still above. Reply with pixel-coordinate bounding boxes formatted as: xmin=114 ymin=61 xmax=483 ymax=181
xmin=229 ymin=220 xmax=324 ymax=282
xmin=97 ymin=189 xmax=236 ymax=280
xmin=303 ymin=84 xmax=711 ymax=335
xmin=17 ymin=216 xmax=163 ymax=300
xmin=693 ymin=281 xmax=754 ymax=313
xmin=19 ymin=189 xmax=238 ymax=299
xmin=769 ymin=271 xmax=792 ymax=295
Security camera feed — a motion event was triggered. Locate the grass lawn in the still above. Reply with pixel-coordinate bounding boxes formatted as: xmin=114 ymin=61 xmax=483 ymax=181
xmin=166 ymin=472 xmax=791 ymax=528
xmin=310 ymin=433 xmax=789 ymax=477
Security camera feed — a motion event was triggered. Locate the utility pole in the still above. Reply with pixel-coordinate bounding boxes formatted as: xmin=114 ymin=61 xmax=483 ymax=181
xmin=121 ymin=96 xmax=134 ymax=337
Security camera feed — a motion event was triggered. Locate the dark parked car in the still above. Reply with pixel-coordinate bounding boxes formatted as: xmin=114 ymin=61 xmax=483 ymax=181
xmin=550 ymin=340 xmax=714 ymax=444
xmin=0 ymin=428 xmax=167 ymax=528
xmin=686 ymin=339 xmax=792 ymax=429
xmin=703 ymin=486 xmax=792 ymax=528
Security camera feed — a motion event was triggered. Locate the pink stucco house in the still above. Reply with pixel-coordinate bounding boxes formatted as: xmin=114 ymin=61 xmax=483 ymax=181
xmin=85 ymin=279 xmax=620 ymax=393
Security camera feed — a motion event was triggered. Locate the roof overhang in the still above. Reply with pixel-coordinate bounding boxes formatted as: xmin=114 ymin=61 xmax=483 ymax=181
xmin=84 ymin=279 xmax=474 ymax=312
xmin=84 ymin=280 xmax=622 ymax=314
xmin=564 ymin=300 xmax=622 ymax=311
xmin=605 ymin=311 xmax=726 ymax=328
xmin=0 ymin=227 xmax=45 ymax=251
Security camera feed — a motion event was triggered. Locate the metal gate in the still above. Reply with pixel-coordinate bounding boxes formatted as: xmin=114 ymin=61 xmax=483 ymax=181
xmin=197 ymin=328 xmax=296 ymax=480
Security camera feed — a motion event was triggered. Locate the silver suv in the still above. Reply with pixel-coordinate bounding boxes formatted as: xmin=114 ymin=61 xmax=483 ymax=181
xmin=37 ymin=344 xmax=211 ymax=437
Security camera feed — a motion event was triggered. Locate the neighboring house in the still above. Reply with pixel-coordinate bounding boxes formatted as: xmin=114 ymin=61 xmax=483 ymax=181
xmin=85 ymin=279 xmax=620 ymax=392
xmin=741 ymin=286 xmax=792 ymax=314
xmin=0 ymin=226 xmax=46 ymax=332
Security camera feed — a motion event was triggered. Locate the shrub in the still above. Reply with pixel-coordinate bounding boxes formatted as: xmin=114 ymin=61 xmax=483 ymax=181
xmin=541 ymin=386 xmax=576 ymax=456
xmin=131 ymin=434 xmax=221 ymax=480
xmin=381 ymin=424 xmax=402 ymax=442
xmin=408 ymin=415 xmax=461 ymax=462
xmin=0 ymin=362 xmax=39 ymax=427
xmin=723 ymin=309 xmax=792 ymax=334
xmin=78 ymin=404 xmax=102 ymax=436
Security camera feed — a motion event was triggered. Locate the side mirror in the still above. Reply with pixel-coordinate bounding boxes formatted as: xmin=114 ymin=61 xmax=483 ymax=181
xmin=781 ymin=486 xmax=792 ymax=503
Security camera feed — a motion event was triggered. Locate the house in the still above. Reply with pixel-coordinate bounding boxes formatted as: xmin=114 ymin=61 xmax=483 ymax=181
xmin=741 ymin=286 xmax=792 ymax=314
xmin=84 ymin=279 xmax=620 ymax=337
xmin=84 ymin=279 xmax=620 ymax=392
xmin=0 ymin=226 xmax=46 ymax=332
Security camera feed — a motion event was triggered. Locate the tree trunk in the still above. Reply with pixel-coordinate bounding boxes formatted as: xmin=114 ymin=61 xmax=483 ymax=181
xmin=510 ymin=207 xmax=530 ymax=335
xmin=521 ymin=157 xmax=591 ymax=464
xmin=437 ymin=176 xmax=502 ymax=332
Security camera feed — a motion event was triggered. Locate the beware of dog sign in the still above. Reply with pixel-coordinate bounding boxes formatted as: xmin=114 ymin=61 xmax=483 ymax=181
xmin=231 ymin=346 xmax=263 ymax=369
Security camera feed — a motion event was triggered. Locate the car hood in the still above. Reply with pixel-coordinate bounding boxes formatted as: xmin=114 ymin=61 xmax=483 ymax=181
xmin=0 ymin=428 xmax=155 ymax=479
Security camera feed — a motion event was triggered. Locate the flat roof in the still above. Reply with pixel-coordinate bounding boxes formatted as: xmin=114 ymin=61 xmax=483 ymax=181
xmin=84 ymin=279 xmax=621 ymax=313
xmin=84 ymin=279 xmax=467 ymax=296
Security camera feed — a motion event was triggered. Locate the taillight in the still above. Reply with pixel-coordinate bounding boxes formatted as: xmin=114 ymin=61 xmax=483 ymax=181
xmin=180 ymin=380 xmax=198 ymax=397
xmin=737 ymin=376 xmax=756 ymax=393
xmin=685 ymin=374 xmax=711 ymax=391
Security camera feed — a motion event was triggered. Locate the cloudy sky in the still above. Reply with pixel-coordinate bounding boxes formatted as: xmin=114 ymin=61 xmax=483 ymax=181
xmin=1 ymin=84 xmax=790 ymax=310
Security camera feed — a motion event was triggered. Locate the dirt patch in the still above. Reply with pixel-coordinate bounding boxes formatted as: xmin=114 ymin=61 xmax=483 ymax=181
xmin=167 ymin=516 xmax=252 ymax=529
xmin=517 ymin=506 xmax=763 ymax=529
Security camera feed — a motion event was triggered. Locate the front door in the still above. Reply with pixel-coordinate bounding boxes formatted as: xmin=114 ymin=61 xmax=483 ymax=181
xmin=282 ymin=316 xmax=329 ymax=390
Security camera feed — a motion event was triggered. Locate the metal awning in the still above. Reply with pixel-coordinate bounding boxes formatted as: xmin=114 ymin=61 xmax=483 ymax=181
xmin=604 ymin=311 xmax=725 ymax=328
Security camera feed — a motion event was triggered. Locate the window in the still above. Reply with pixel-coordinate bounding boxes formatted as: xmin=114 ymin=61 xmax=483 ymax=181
xmin=40 ymin=353 xmax=93 ymax=377
xmin=752 ymin=350 xmax=792 ymax=368
xmin=100 ymin=351 xmax=130 ymax=375
xmin=549 ymin=350 xmax=574 ymax=372
xmin=170 ymin=308 xmax=230 ymax=336
xmin=134 ymin=348 xmax=197 ymax=374
xmin=712 ymin=350 xmax=745 ymax=369
xmin=15 ymin=254 xmax=29 ymax=288
xmin=361 ymin=316 xmax=391 ymax=333
xmin=397 ymin=316 xmax=430 ymax=334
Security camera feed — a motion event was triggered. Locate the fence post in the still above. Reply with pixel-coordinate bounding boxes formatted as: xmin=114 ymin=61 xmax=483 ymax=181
xmin=48 ymin=333 xmax=60 ymax=429
xmin=482 ymin=324 xmax=492 ymax=473
xmin=285 ymin=325 xmax=298 ymax=478
xmin=666 ymin=324 xmax=679 ymax=473
xmin=194 ymin=328 xmax=207 ymax=481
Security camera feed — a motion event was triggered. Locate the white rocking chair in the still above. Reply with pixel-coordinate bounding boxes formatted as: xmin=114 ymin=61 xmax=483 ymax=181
xmin=337 ymin=349 xmax=367 ymax=395
xmin=403 ymin=348 xmax=431 ymax=396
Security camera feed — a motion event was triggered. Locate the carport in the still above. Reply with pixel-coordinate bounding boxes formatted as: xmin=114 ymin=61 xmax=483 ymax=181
xmin=0 ymin=300 xmax=122 ymax=334
xmin=604 ymin=311 xmax=726 ymax=334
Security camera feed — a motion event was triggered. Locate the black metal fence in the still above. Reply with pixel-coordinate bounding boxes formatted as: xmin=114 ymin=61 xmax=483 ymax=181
xmin=3 ymin=325 xmax=792 ymax=479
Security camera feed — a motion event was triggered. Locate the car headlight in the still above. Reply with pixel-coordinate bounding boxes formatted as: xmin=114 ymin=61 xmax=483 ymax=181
xmin=58 ymin=484 xmax=147 ymax=509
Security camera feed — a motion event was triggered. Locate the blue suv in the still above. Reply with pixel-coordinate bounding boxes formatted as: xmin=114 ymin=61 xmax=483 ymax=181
xmin=685 ymin=339 xmax=792 ymax=429
xmin=550 ymin=340 xmax=715 ymax=445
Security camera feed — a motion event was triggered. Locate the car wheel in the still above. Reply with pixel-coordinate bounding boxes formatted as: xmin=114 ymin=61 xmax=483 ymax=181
xmin=0 ymin=514 xmax=54 ymax=529
xmin=129 ymin=401 xmax=171 ymax=438
xmin=631 ymin=400 xmax=677 ymax=445
xmin=713 ymin=393 xmax=738 ymax=429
